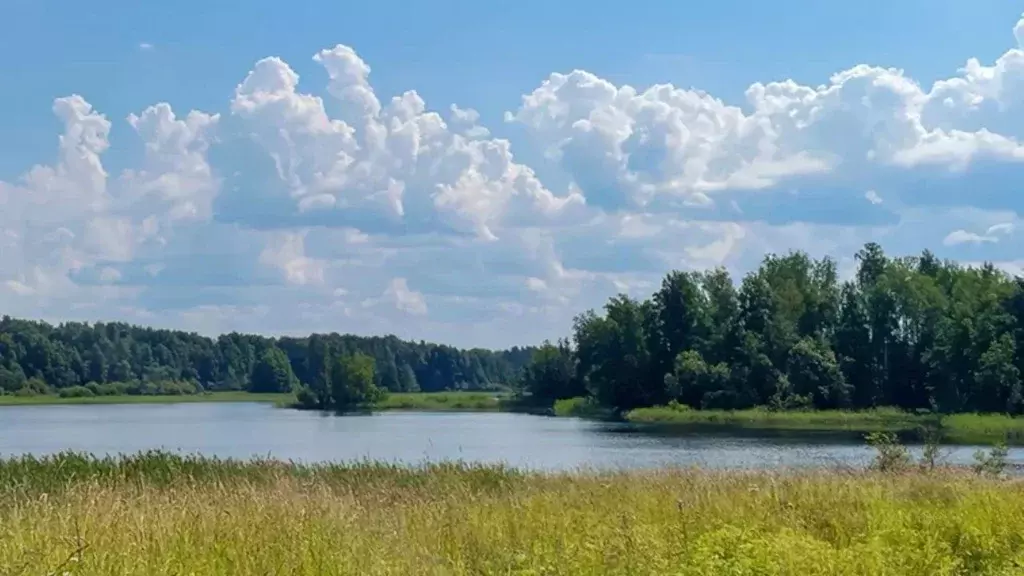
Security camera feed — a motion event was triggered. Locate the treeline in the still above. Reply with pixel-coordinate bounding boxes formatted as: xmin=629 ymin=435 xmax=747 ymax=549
xmin=520 ymin=243 xmax=1024 ymax=415
xmin=0 ymin=317 xmax=534 ymax=397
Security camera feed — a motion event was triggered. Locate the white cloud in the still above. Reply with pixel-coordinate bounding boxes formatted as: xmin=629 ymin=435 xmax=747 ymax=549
xmin=987 ymin=222 xmax=1015 ymax=235
xmin=259 ymin=232 xmax=325 ymax=286
xmin=380 ymin=278 xmax=428 ymax=315
xmin=227 ymin=46 xmax=585 ymax=240
xmin=139 ymin=43 xmax=154 ymax=51
xmin=2 ymin=16 xmax=1024 ymax=347
xmin=943 ymin=229 xmax=997 ymax=246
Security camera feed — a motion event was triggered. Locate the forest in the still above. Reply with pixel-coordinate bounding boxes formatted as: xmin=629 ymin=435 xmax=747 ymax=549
xmin=4 ymin=242 xmax=1024 ymax=417
xmin=0 ymin=317 xmax=534 ymax=402
xmin=520 ymin=243 xmax=1024 ymax=416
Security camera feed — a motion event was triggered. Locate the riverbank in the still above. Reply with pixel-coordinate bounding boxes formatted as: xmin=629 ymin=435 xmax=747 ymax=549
xmin=1 ymin=451 xmax=1020 ymax=575
xmin=624 ymin=404 xmax=1024 ymax=445
xmin=0 ymin=390 xmax=508 ymax=410
xmin=376 ymin=391 xmax=508 ymax=411
xmin=0 ymin=391 xmax=294 ymax=406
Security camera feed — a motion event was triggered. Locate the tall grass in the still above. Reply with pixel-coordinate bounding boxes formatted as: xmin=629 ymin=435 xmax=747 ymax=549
xmin=376 ymin=391 xmax=507 ymax=411
xmin=622 ymin=404 xmax=1024 ymax=445
xmin=2 ymin=451 xmax=1024 ymax=574
xmin=625 ymin=405 xmax=927 ymax=431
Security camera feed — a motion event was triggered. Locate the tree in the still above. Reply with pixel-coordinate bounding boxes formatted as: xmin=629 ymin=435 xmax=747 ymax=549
xmin=787 ymin=337 xmax=850 ymax=409
xmin=330 ymin=352 xmax=385 ymax=409
xmin=520 ymin=339 xmax=583 ymax=403
xmin=250 ymin=347 xmax=299 ymax=393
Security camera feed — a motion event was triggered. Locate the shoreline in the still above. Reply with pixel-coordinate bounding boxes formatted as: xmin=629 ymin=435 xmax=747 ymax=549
xmin=624 ymin=405 xmax=1024 ymax=445
xmin=5 ymin=391 xmax=1023 ymax=446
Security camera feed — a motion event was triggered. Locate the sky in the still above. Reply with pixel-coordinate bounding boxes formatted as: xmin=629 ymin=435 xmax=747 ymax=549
xmin=1 ymin=1 xmax=1024 ymax=349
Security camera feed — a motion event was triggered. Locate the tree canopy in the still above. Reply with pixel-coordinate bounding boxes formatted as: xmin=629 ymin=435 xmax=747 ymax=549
xmin=0 ymin=318 xmax=533 ymax=397
xmin=519 ymin=244 xmax=1024 ymax=416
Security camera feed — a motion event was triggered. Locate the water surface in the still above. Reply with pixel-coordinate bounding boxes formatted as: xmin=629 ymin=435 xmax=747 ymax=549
xmin=1 ymin=403 xmax=1019 ymax=471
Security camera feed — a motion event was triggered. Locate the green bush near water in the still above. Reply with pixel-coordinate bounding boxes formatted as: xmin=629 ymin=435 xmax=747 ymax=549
xmin=552 ymin=396 xmax=611 ymax=418
xmin=3 ymin=451 xmax=1024 ymax=575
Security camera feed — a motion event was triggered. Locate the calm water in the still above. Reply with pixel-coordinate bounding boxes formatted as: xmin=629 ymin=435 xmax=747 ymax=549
xmin=0 ymin=402 xmax=1020 ymax=471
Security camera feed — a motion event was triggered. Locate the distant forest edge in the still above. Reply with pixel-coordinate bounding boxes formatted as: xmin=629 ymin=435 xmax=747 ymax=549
xmin=520 ymin=243 xmax=1024 ymax=418
xmin=4 ymin=242 xmax=1024 ymax=419
xmin=0 ymin=318 xmax=535 ymax=399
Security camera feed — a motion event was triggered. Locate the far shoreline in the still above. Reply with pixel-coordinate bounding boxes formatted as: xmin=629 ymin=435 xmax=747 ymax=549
xmin=5 ymin=391 xmax=1024 ymax=446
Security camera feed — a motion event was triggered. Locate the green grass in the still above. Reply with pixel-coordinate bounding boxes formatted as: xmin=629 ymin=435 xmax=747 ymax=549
xmin=941 ymin=412 xmax=1024 ymax=445
xmin=0 ymin=391 xmax=293 ymax=406
xmin=625 ymin=405 xmax=927 ymax=431
xmin=552 ymin=396 xmax=613 ymax=418
xmin=0 ymin=391 xmax=509 ymax=411
xmin=376 ymin=391 xmax=509 ymax=412
xmin=624 ymin=404 xmax=1024 ymax=445
xmin=2 ymin=451 xmax=1024 ymax=575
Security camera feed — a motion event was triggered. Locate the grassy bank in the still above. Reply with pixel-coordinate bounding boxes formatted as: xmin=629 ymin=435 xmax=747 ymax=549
xmin=624 ymin=404 xmax=1024 ymax=445
xmin=625 ymin=405 xmax=928 ymax=431
xmin=376 ymin=391 xmax=508 ymax=411
xmin=1 ymin=451 xmax=1023 ymax=575
xmin=0 ymin=390 xmax=507 ymax=411
xmin=0 ymin=391 xmax=293 ymax=407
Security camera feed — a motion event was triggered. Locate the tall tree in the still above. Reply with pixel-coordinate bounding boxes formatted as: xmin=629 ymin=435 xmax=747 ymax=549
xmin=251 ymin=347 xmax=299 ymax=393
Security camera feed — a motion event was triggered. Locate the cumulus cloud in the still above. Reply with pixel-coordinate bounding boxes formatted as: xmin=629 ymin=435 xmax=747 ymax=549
xmin=943 ymin=229 xmax=998 ymax=246
xmin=259 ymin=232 xmax=325 ymax=286
xmin=224 ymin=45 xmax=585 ymax=240
xmin=3 ymin=15 xmax=1024 ymax=347
xmin=511 ymin=17 xmax=1024 ymax=218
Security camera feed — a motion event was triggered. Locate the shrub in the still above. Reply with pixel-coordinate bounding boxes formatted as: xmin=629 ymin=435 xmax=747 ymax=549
xmin=553 ymin=396 xmax=609 ymax=418
xmin=58 ymin=386 xmax=95 ymax=398
xmin=972 ymin=441 xmax=1009 ymax=477
xmin=866 ymin=431 xmax=911 ymax=473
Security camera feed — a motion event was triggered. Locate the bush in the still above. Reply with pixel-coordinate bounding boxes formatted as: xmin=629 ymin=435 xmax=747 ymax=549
xmin=972 ymin=441 xmax=1009 ymax=477
xmin=866 ymin=431 xmax=911 ymax=473
xmin=87 ymin=382 xmax=130 ymax=396
xmin=294 ymin=386 xmax=320 ymax=409
xmin=553 ymin=396 xmax=607 ymax=418
xmin=58 ymin=386 xmax=95 ymax=398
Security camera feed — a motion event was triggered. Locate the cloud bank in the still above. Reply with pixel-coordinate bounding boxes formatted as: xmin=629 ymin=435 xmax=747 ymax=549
xmin=2 ymin=15 xmax=1024 ymax=347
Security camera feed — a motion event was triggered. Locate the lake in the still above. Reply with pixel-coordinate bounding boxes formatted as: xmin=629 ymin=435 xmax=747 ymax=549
xmin=1 ymin=402 xmax=1020 ymax=471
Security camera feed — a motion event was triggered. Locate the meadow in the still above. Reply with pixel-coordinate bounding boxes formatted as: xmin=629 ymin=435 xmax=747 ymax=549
xmin=1 ymin=451 xmax=1023 ymax=575
xmin=624 ymin=404 xmax=1024 ymax=445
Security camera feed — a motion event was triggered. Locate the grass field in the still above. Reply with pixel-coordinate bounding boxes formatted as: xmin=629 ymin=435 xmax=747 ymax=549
xmin=0 ymin=390 xmax=294 ymax=406
xmin=624 ymin=404 xmax=1024 ymax=445
xmin=1 ymin=450 xmax=1022 ymax=575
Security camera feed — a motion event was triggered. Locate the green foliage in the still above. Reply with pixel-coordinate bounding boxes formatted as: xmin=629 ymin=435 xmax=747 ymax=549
xmin=250 ymin=347 xmax=298 ymax=393
xmin=551 ymin=396 xmax=608 ymax=418
xmin=0 ymin=315 xmax=533 ymax=401
xmin=330 ymin=352 xmax=385 ymax=409
xmin=865 ymin=432 xmax=912 ymax=473
xmin=972 ymin=441 xmax=1009 ymax=477
xmin=378 ymin=391 xmax=505 ymax=411
xmin=518 ymin=339 xmax=584 ymax=404
xmin=917 ymin=426 xmax=946 ymax=472
xmin=4 ymin=451 xmax=1024 ymax=574
xmin=57 ymin=385 xmax=94 ymax=398
xmin=516 ymin=243 xmax=1024 ymax=424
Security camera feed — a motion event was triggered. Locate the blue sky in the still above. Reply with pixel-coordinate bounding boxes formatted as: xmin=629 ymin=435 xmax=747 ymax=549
xmin=1 ymin=1 xmax=1023 ymax=348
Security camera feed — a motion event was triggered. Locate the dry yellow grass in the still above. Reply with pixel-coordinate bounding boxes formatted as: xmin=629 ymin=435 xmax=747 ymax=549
xmin=2 ymin=453 xmax=1024 ymax=575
